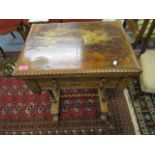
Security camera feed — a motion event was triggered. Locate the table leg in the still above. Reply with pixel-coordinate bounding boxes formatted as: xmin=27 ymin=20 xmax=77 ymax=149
xmin=49 ymin=88 xmax=60 ymax=123
xmin=98 ymin=88 xmax=108 ymax=121
xmin=25 ymin=80 xmax=41 ymax=94
xmin=116 ymin=78 xmax=130 ymax=92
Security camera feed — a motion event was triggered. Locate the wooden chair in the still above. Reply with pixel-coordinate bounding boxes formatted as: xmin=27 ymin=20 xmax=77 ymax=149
xmin=123 ymin=19 xmax=155 ymax=51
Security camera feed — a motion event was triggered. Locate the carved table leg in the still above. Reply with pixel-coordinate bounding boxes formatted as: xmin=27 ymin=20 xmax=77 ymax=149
xmin=98 ymin=88 xmax=108 ymax=121
xmin=49 ymin=88 xmax=60 ymax=123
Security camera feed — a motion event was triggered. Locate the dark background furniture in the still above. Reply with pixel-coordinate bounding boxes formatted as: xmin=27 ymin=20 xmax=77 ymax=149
xmin=124 ymin=19 xmax=155 ymax=54
xmin=0 ymin=19 xmax=29 ymax=59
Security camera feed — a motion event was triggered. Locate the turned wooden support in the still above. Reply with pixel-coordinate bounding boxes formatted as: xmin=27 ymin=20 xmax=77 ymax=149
xmin=49 ymin=80 xmax=60 ymax=123
xmin=98 ymin=79 xmax=109 ymax=121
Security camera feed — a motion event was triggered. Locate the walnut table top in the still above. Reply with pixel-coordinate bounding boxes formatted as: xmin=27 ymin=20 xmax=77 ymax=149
xmin=13 ymin=21 xmax=141 ymax=79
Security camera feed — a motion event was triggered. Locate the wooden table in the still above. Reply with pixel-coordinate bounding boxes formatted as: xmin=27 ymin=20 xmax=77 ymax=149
xmin=13 ymin=21 xmax=141 ymax=122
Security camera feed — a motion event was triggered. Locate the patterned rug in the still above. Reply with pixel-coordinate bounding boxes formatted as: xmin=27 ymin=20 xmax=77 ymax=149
xmin=127 ymin=78 xmax=155 ymax=135
xmin=0 ymin=55 xmax=135 ymax=135
xmin=0 ymin=77 xmax=135 ymax=135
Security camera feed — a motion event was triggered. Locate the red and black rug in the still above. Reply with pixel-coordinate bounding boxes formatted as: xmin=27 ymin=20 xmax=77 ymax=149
xmin=0 ymin=55 xmax=135 ymax=135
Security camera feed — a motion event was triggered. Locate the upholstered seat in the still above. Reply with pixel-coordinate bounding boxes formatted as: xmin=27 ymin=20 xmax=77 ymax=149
xmin=140 ymin=50 xmax=155 ymax=93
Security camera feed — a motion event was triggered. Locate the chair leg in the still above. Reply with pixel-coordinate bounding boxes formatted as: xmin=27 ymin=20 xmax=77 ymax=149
xmin=17 ymin=24 xmax=30 ymax=41
xmin=10 ymin=32 xmax=16 ymax=38
xmin=123 ymin=19 xmax=127 ymax=29
xmin=133 ymin=20 xmax=150 ymax=49
xmin=24 ymin=24 xmax=30 ymax=38
xmin=0 ymin=47 xmax=6 ymax=59
xmin=17 ymin=28 xmax=26 ymax=41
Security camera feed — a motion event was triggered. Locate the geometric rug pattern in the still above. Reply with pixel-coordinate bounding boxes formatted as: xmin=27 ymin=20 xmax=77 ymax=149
xmin=127 ymin=78 xmax=155 ymax=135
xmin=0 ymin=76 xmax=135 ymax=135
